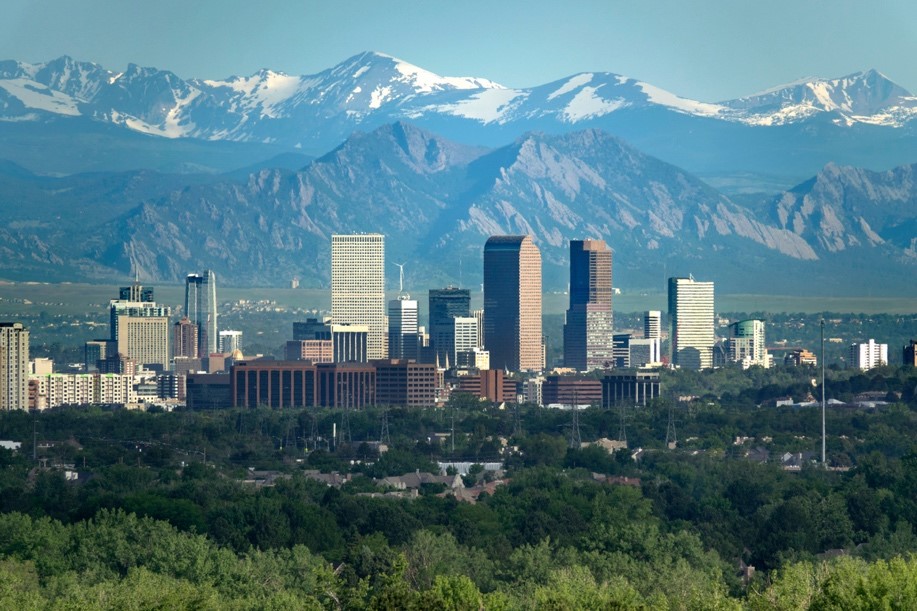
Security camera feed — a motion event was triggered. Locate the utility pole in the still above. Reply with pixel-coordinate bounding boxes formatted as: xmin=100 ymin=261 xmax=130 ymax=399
xmin=821 ymin=318 xmax=826 ymax=465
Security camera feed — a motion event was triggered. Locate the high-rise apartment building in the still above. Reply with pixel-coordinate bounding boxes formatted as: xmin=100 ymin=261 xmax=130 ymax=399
xmin=429 ymin=287 xmax=471 ymax=365
xmin=850 ymin=339 xmax=888 ymax=370
xmin=668 ymin=276 xmax=715 ymax=370
xmin=185 ymin=270 xmax=218 ymax=356
xmin=388 ymin=297 xmax=419 ymax=360
xmin=331 ymin=234 xmax=386 ymax=359
xmin=0 ymin=322 xmax=29 ymax=410
xmin=563 ymin=239 xmax=613 ymax=371
xmin=173 ymin=317 xmax=198 ymax=359
xmin=728 ymin=319 xmax=770 ymax=369
xmin=219 ymin=330 xmax=243 ymax=354
xmin=483 ymin=235 xmax=543 ymax=372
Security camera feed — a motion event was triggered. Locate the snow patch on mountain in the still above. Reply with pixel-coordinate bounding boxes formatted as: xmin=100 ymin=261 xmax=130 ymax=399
xmin=562 ymin=86 xmax=627 ymax=121
xmin=433 ymin=88 xmax=528 ymax=123
xmin=548 ymin=73 xmax=594 ymax=101
xmin=635 ymin=81 xmax=726 ymax=117
xmin=0 ymin=78 xmax=81 ymax=115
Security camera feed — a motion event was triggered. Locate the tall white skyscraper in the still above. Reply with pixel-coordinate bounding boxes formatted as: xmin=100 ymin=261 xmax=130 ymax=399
xmin=332 ymin=234 xmax=387 ymax=359
xmin=0 ymin=322 xmax=29 ymax=410
xmin=668 ymin=277 xmax=715 ymax=370
xmin=388 ymin=296 xmax=419 ymax=360
xmin=218 ymin=330 xmax=243 ymax=354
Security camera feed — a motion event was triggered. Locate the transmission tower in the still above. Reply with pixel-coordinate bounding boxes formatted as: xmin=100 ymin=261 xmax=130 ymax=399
xmin=568 ymin=407 xmax=582 ymax=449
xmin=512 ymin=403 xmax=523 ymax=438
xmin=617 ymin=401 xmax=627 ymax=445
xmin=665 ymin=402 xmax=678 ymax=449
xmin=379 ymin=410 xmax=391 ymax=445
xmin=340 ymin=407 xmax=352 ymax=447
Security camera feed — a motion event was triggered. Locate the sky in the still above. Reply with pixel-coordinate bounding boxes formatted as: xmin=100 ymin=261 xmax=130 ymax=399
xmin=2 ymin=0 xmax=916 ymax=101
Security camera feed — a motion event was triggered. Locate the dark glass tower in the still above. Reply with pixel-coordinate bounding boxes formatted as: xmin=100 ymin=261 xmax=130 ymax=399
xmin=563 ymin=239 xmax=613 ymax=371
xmin=483 ymin=235 xmax=542 ymax=372
xmin=428 ymin=287 xmax=470 ymax=366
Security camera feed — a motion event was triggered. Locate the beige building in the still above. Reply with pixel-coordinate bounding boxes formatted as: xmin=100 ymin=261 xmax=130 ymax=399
xmin=668 ymin=276 xmax=715 ymax=370
xmin=1 ymin=322 xmax=29 ymax=410
xmin=331 ymin=234 xmax=387 ymax=359
xmin=117 ymin=315 xmax=170 ymax=370
xmin=483 ymin=235 xmax=543 ymax=372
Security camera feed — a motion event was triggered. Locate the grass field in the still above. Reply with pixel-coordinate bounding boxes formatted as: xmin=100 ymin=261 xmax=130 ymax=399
xmin=0 ymin=282 xmax=914 ymax=316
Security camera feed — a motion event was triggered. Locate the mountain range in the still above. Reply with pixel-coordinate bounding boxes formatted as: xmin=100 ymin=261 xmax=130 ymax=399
xmin=0 ymin=121 xmax=914 ymax=295
xmin=2 ymin=52 xmax=917 ymax=186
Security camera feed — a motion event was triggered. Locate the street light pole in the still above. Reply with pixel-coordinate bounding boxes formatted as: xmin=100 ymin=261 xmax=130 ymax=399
xmin=821 ymin=318 xmax=826 ymax=466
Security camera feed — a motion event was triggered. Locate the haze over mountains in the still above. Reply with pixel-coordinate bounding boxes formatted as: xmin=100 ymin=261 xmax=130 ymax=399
xmin=0 ymin=52 xmax=915 ymax=295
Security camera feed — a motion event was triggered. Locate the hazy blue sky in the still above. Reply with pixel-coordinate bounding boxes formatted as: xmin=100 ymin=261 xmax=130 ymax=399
xmin=3 ymin=0 xmax=915 ymax=101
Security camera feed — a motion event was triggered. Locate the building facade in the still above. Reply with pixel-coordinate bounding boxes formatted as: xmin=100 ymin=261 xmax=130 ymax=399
xmin=668 ymin=276 xmax=715 ymax=370
xmin=563 ymin=239 xmax=614 ymax=371
xmin=185 ymin=271 xmax=218 ymax=356
xmin=483 ymin=235 xmax=543 ymax=372
xmin=373 ymin=359 xmax=436 ymax=407
xmin=429 ymin=287 xmax=471 ymax=366
xmin=331 ymin=234 xmax=386 ymax=359
xmin=0 ymin=323 xmax=29 ymax=410
xmin=850 ymin=339 xmax=888 ymax=370
xmin=602 ymin=371 xmax=661 ymax=407
xmin=388 ymin=297 xmax=419 ymax=361
xmin=173 ymin=317 xmax=198 ymax=359
xmin=218 ymin=330 xmax=243 ymax=354
xmin=728 ymin=319 xmax=770 ymax=369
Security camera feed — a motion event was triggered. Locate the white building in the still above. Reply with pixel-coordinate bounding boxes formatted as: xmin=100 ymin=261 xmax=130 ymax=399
xmin=218 ymin=330 xmax=243 ymax=354
xmin=629 ymin=338 xmax=661 ymax=367
xmin=728 ymin=319 xmax=770 ymax=369
xmin=644 ymin=310 xmax=661 ymax=340
xmin=850 ymin=339 xmax=888 ymax=370
xmin=331 ymin=234 xmax=387 ymax=359
xmin=1 ymin=323 xmax=29 ymax=410
xmin=453 ymin=316 xmax=479 ymax=362
xmin=388 ymin=297 xmax=419 ymax=360
xmin=668 ymin=277 xmax=715 ymax=370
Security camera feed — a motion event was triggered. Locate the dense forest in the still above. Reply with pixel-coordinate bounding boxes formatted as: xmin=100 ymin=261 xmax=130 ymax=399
xmin=1 ymin=364 xmax=917 ymax=608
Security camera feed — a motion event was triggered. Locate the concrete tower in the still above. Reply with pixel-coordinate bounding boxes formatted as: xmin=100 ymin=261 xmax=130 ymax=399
xmin=331 ymin=234 xmax=387 ymax=359
xmin=668 ymin=276 xmax=715 ymax=370
xmin=0 ymin=322 xmax=29 ymax=410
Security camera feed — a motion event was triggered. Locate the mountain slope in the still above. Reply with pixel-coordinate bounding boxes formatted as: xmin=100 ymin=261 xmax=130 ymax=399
xmin=2 ymin=53 xmax=917 ymax=183
xmin=3 ymin=122 xmax=910 ymax=294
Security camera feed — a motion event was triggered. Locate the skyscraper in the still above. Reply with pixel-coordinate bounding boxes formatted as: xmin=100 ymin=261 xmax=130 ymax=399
xmin=563 ymin=239 xmax=613 ymax=371
xmin=0 ymin=322 xmax=29 ymax=410
xmin=728 ymin=319 xmax=769 ymax=369
xmin=644 ymin=311 xmax=661 ymax=341
xmin=110 ymin=286 xmax=171 ymax=370
xmin=668 ymin=276 xmax=715 ymax=370
xmin=173 ymin=317 xmax=198 ymax=359
xmin=388 ymin=296 xmax=419 ymax=360
xmin=483 ymin=235 xmax=543 ymax=372
xmin=429 ymin=287 xmax=471 ymax=365
xmin=331 ymin=234 xmax=386 ymax=359
xmin=185 ymin=270 xmax=218 ymax=356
